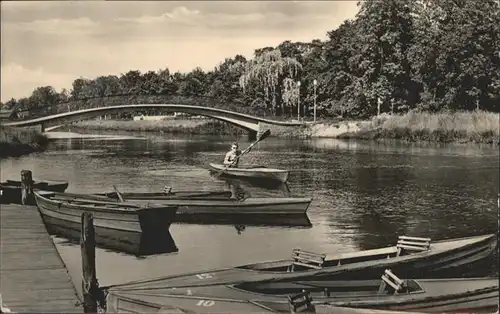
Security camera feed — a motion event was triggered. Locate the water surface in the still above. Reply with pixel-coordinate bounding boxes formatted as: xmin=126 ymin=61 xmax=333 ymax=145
xmin=1 ymin=131 xmax=498 ymax=297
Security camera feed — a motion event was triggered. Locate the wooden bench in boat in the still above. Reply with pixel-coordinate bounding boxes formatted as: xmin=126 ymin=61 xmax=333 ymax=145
xmin=378 ymin=269 xmax=405 ymax=295
xmin=289 ymin=249 xmax=326 ymax=271
xmin=396 ymin=236 xmax=431 ymax=256
xmin=288 ymin=290 xmax=316 ymax=313
xmin=322 ymin=235 xmax=432 ymax=266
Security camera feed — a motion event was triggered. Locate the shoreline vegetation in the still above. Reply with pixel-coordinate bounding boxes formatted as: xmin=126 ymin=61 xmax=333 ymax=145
xmin=1 ymin=109 xmax=497 ymax=158
xmin=0 ymin=126 xmax=49 ymax=158
xmin=73 ymin=110 xmax=499 ymax=145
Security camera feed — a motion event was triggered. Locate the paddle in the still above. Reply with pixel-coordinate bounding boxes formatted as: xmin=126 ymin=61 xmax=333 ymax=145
xmin=113 ymin=185 xmax=125 ymax=202
xmin=215 ymin=129 xmax=271 ymax=177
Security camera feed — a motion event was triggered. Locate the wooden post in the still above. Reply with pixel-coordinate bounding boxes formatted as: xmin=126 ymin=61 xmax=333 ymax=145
xmin=81 ymin=212 xmax=98 ymax=313
xmin=21 ymin=170 xmax=34 ymax=205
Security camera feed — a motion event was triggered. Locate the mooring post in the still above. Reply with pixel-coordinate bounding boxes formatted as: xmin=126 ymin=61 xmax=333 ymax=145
xmin=20 ymin=170 xmax=35 ymax=205
xmin=81 ymin=212 xmax=98 ymax=313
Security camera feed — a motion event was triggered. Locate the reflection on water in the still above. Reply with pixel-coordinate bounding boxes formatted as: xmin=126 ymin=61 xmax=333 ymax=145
xmin=48 ymin=229 xmax=178 ymax=257
xmin=1 ymin=132 xmax=498 ymax=298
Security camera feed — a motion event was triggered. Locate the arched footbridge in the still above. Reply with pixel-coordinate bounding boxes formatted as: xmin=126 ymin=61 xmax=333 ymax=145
xmin=2 ymin=104 xmax=303 ymax=139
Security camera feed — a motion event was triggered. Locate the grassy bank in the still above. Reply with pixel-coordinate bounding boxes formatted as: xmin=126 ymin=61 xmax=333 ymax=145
xmin=0 ymin=126 xmax=49 ymax=158
xmin=73 ymin=111 xmax=499 ymax=144
xmin=336 ymin=111 xmax=500 ymax=144
xmin=73 ymin=119 xmax=246 ymax=136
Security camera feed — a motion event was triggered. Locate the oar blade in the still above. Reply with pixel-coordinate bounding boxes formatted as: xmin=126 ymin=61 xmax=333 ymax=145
xmin=258 ymin=129 xmax=271 ymax=141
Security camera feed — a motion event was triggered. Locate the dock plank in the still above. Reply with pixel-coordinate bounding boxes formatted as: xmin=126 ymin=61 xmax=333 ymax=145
xmin=0 ymin=204 xmax=81 ymax=313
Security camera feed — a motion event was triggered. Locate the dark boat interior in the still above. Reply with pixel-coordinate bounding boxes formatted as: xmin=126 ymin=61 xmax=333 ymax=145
xmin=232 ymin=278 xmax=424 ymax=297
xmin=237 ymin=249 xmax=410 ymax=272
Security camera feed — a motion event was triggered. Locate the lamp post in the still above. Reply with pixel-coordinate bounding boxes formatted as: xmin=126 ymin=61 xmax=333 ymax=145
xmin=297 ymin=81 xmax=301 ymax=121
xmin=313 ymin=79 xmax=317 ymax=122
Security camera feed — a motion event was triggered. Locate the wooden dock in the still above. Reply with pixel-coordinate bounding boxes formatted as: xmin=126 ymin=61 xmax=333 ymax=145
xmin=0 ymin=204 xmax=81 ymax=313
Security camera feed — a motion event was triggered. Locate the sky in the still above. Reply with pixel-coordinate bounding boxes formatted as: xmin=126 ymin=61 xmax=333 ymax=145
xmin=0 ymin=1 xmax=360 ymax=102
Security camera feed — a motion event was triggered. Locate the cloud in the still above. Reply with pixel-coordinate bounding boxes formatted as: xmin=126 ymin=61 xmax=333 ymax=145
xmin=0 ymin=1 xmax=360 ymax=101
xmin=1 ymin=63 xmax=75 ymax=101
xmin=13 ymin=17 xmax=97 ymax=35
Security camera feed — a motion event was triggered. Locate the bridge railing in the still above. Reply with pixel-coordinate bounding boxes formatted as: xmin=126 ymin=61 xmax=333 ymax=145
xmin=13 ymin=94 xmax=287 ymax=121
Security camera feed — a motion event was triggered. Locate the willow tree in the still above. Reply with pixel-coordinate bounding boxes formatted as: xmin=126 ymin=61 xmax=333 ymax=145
xmin=239 ymin=49 xmax=302 ymax=116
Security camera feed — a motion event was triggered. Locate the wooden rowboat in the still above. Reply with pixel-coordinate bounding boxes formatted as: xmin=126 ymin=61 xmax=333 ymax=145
xmin=99 ymin=193 xmax=312 ymax=216
xmin=100 ymin=234 xmax=497 ymax=289
xmin=34 ymin=190 xmax=178 ymax=254
xmin=98 ymin=189 xmax=232 ymax=200
xmin=209 ymin=163 xmax=289 ymax=183
xmin=0 ymin=179 xmax=68 ymax=204
xmin=105 ymin=269 xmax=499 ymax=313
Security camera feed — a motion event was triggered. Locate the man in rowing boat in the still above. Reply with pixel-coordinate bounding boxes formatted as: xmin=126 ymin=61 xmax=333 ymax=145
xmin=223 ymin=142 xmax=248 ymax=200
xmin=224 ymin=142 xmax=242 ymax=168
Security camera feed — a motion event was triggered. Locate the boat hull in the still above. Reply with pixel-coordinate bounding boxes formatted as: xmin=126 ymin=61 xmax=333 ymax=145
xmin=106 ymin=277 xmax=499 ymax=314
xmin=0 ymin=179 xmax=68 ymax=204
xmin=34 ymin=191 xmax=178 ymax=255
xmin=97 ymin=190 xmax=233 ymax=200
xmin=209 ymin=163 xmax=289 ymax=183
xmin=108 ymin=197 xmax=312 ymax=215
xmin=100 ymin=234 xmax=498 ymax=290
xmin=88 ymin=191 xmax=312 ymax=216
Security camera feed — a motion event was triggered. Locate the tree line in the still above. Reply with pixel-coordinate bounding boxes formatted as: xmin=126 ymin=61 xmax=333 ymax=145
xmin=2 ymin=0 xmax=499 ymax=120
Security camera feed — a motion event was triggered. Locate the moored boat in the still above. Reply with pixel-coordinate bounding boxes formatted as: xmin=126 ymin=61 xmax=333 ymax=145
xmin=208 ymin=162 xmax=289 ymax=183
xmin=97 ymin=188 xmax=232 ymax=200
xmin=99 ymin=234 xmax=497 ymax=288
xmin=0 ymin=179 xmax=69 ymax=204
xmin=105 ymin=269 xmax=499 ymax=313
xmin=101 ymin=193 xmax=313 ymax=216
xmin=34 ymin=190 xmax=179 ymax=253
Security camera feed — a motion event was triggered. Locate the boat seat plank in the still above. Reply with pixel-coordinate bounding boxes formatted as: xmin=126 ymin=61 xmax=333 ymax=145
xmin=293 ymin=249 xmax=326 ymax=258
xmin=292 ymin=261 xmax=323 ymax=270
xmin=396 ymin=244 xmax=429 ymax=251
xmin=288 ymin=290 xmax=315 ymax=313
xmin=384 ymin=269 xmax=403 ymax=285
xmin=294 ymin=255 xmax=325 ymax=264
xmin=398 ymin=236 xmax=432 ymax=242
xmin=325 ymin=247 xmax=397 ymax=262
xmin=52 ymin=196 xmax=141 ymax=208
xmin=397 ymin=240 xmax=430 ymax=247
xmin=378 ymin=269 xmax=404 ymax=295
xmin=291 ymin=249 xmax=326 ymax=270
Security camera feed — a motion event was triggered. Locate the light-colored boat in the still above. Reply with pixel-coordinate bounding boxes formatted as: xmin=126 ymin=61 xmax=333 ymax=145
xmin=105 ymin=269 xmax=499 ymax=313
xmin=91 ymin=190 xmax=312 ymax=215
xmin=209 ymin=162 xmax=289 ymax=183
xmin=99 ymin=234 xmax=497 ymax=288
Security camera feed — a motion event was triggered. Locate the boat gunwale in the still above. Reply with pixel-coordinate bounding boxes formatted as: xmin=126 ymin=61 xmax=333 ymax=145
xmin=34 ymin=190 xmax=177 ymax=214
xmin=108 ymin=278 xmax=499 ymax=309
xmin=226 ymin=277 xmax=500 ymax=299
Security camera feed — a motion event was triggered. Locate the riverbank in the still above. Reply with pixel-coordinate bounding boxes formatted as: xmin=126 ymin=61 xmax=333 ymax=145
xmin=72 ymin=111 xmax=499 ymax=144
xmin=72 ymin=118 xmax=246 ymax=136
xmin=0 ymin=126 xmax=49 ymax=158
xmin=337 ymin=111 xmax=499 ymax=144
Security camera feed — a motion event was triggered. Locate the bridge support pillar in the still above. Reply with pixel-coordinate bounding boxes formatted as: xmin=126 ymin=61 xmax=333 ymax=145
xmin=247 ymin=122 xmax=261 ymax=142
xmin=248 ymin=130 xmax=258 ymax=142
xmin=40 ymin=124 xmax=45 ymax=133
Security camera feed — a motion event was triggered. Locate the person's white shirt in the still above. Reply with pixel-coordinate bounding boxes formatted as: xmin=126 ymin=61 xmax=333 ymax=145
xmin=224 ymin=144 xmax=240 ymax=167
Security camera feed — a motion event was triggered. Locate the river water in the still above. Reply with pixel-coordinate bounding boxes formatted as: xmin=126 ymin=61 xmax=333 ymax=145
xmin=1 ymin=130 xmax=498 ymax=298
